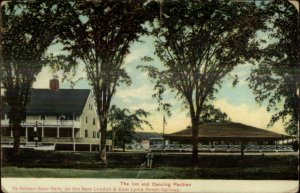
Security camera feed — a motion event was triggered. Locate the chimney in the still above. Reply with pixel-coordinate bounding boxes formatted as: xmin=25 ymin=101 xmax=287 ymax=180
xmin=49 ymin=78 xmax=59 ymax=91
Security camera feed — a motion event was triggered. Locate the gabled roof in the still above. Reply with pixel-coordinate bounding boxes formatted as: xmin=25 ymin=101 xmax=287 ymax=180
xmin=164 ymin=122 xmax=290 ymax=140
xmin=25 ymin=89 xmax=91 ymax=115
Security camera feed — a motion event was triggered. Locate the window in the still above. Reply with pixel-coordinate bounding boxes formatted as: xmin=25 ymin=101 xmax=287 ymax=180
xmin=85 ymin=130 xmax=88 ymax=138
xmin=86 ymin=116 xmax=88 ymax=123
xmin=93 ymin=131 xmax=96 ymax=138
xmin=93 ymin=118 xmax=95 ymax=125
xmin=97 ymin=132 xmax=100 ymax=138
xmin=41 ymin=115 xmax=45 ymax=120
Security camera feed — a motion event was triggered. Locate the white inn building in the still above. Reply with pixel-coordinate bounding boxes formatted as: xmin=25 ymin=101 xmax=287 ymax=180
xmin=1 ymin=79 xmax=111 ymax=151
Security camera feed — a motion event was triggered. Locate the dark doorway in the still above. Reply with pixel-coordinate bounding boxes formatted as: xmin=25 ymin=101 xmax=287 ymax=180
xmin=27 ymin=127 xmax=42 ymax=142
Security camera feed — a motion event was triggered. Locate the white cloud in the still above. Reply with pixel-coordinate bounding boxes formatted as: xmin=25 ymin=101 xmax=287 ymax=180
xmin=115 ymin=84 xmax=154 ymax=102
xmin=128 ymin=103 xmax=157 ymax=112
xmin=33 ymin=67 xmax=55 ymax=88
xmin=124 ymin=47 xmax=149 ymax=64
xmin=214 ymin=98 xmax=286 ymax=134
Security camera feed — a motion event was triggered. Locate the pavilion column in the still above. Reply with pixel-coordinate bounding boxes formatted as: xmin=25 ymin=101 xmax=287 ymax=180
xmin=241 ymin=141 xmax=245 ymax=157
xmin=57 ymin=127 xmax=59 ymax=137
xmin=259 ymin=143 xmax=262 ymax=151
xmin=210 ymin=141 xmax=214 ymax=150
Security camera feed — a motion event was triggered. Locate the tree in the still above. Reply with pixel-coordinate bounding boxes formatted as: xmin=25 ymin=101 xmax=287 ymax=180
xmin=248 ymin=0 xmax=299 ymax=135
xmin=199 ymin=104 xmax=231 ymax=124
xmin=108 ymin=105 xmax=152 ymax=152
xmin=1 ymin=1 xmax=61 ymax=156
xmin=139 ymin=0 xmax=264 ymax=162
xmin=56 ymin=0 xmax=158 ymax=162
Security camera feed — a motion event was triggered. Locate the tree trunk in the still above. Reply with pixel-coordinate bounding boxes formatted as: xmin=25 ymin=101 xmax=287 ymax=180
xmin=191 ymin=116 xmax=199 ymax=164
xmin=12 ymin=119 xmax=21 ymax=157
xmin=111 ymin=129 xmax=115 ymax=151
xmin=99 ymin=122 xmax=107 ymax=162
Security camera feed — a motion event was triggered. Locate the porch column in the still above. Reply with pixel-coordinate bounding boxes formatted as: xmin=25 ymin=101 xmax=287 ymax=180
xmin=72 ymin=127 xmax=75 ymax=151
xmin=10 ymin=128 xmax=13 ymax=137
xmin=25 ymin=127 xmax=28 ymax=138
xmin=89 ymin=144 xmax=92 ymax=152
xmin=57 ymin=127 xmax=59 ymax=137
xmin=42 ymin=127 xmax=44 ymax=137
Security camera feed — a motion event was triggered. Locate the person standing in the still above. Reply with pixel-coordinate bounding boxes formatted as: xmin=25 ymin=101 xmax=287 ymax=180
xmin=146 ymin=151 xmax=154 ymax=169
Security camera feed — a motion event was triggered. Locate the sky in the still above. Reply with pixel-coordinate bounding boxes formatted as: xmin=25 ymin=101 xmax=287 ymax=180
xmin=32 ymin=1 xmax=300 ymax=135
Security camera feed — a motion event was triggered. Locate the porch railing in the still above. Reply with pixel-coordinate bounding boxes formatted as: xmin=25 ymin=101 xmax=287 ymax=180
xmin=1 ymin=119 xmax=81 ymax=128
xmin=150 ymin=144 xmax=294 ymax=152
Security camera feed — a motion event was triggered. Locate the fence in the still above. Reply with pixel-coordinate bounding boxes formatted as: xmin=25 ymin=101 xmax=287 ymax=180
xmin=150 ymin=144 xmax=294 ymax=152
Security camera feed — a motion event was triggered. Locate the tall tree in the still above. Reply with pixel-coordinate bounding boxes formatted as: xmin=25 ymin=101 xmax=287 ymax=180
xmin=1 ymin=1 xmax=61 ymax=156
xmin=139 ymin=0 xmax=264 ymax=162
xmin=108 ymin=105 xmax=152 ymax=152
xmin=248 ymin=0 xmax=299 ymax=135
xmin=57 ymin=0 xmax=158 ymax=162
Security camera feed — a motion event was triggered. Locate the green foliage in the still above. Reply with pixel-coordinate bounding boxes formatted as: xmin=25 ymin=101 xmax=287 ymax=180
xmin=247 ymin=0 xmax=298 ymax=135
xmin=139 ymin=0 xmax=264 ymax=118
xmin=2 ymin=1 xmax=60 ymax=118
xmin=199 ymin=104 xmax=231 ymax=124
xmin=108 ymin=105 xmax=152 ymax=150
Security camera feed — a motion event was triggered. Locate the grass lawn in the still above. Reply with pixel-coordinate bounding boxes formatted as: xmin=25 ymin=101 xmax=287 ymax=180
xmin=2 ymin=166 xmax=297 ymax=179
xmin=2 ymin=166 xmax=179 ymax=178
xmin=1 ymin=148 xmax=298 ymax=179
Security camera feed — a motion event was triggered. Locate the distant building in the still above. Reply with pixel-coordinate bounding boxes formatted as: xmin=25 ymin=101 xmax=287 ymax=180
xmin=1 ymin=79 xmax=111 ymax=151
xmin=135 ymin=132 xmax=162 ymax=150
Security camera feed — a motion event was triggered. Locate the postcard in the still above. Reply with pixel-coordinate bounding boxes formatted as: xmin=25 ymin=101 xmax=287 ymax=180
xmin=1 ymin=0 xmax=299 ymax=192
